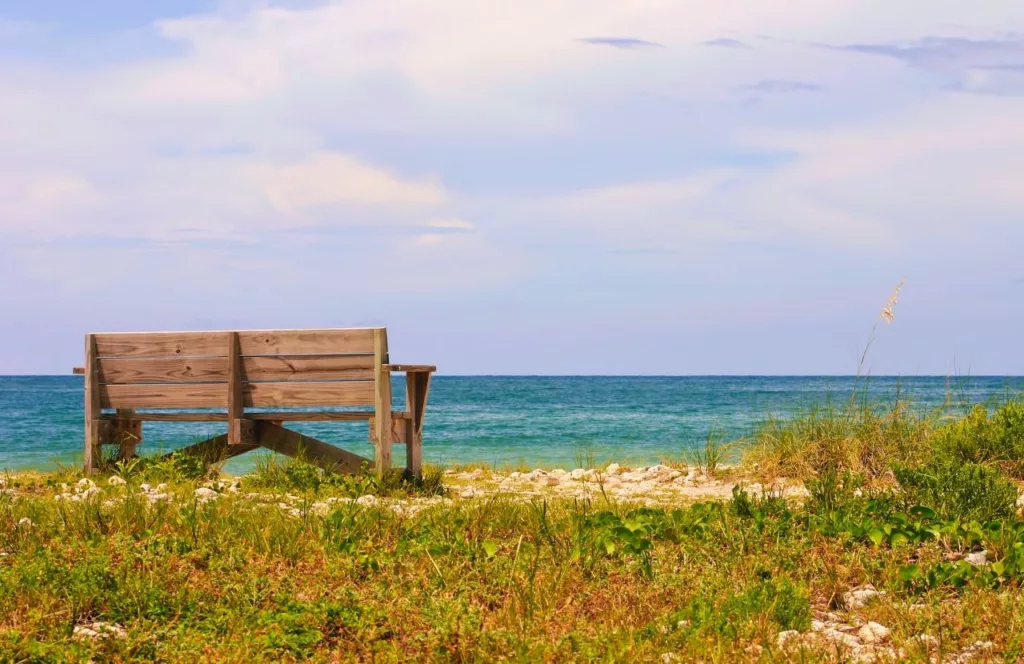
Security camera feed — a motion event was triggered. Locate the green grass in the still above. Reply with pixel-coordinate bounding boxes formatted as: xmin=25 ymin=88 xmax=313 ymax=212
xmin=2 ymin=398 xmax=1024 ymax=661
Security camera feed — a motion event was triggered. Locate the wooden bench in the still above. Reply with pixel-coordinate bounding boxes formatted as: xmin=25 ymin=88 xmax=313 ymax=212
xmin=72 ymin=328 xmax=434 ymax=478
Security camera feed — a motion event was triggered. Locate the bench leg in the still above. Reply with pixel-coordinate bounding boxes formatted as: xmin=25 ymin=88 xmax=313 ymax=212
xmin=405 ymin=372 xmax=432 ymax=480
xmin=114 ymin=409 xmax=142 ymax=463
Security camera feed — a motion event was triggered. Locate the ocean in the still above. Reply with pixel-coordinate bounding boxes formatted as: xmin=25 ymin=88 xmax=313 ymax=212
xmin=1 ymin=376 xmax=1021 ymax=473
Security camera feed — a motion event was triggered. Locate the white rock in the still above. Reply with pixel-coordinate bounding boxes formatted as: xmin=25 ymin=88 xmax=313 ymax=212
xmin=605 ymin=463 xmax=622 ymax=476
xmin=570 ymin=469 xmax=587 ymax=480
xmin=460 ymin=488 xmax=481 ymax=498
xmin=140 ymin=483 xmax=152 ymax=492
xmin=660 ymin=654 xmax=680 ymax=663
xmin=964 ymin=550 xmax=988 ymax=567
xmin=356 ymin=495 xmax=378 ymax=507
xmin=776 ymin=630 xmax=802 ymax=648
xmin=146 ymin=493 xmax=169 ymax=504
xmin=858 ymin=622 xmax=891 ymax=644
xmin=73 ymin=622 xmax=127 ymax=640
xmin=1017 ymin=492 xmax=1024 ymax=508
xmin=17 ymin=517 xmax=33 ymax=528
xmin=108 ymin=476 xmax=127 ymax=486
xmin=76 ymin=478 xmax=96 ymax=490
xmin=913 ymin=634 xmax=939 ymax=649
xmin=843 ymin=585 xmax=883 ymax=610
xmin=156 ymin=483 xmax=168 ymax=492
xmin=819 ymin=627 xmax=862 ymax=649
xmin=193 ymin=487 xmax=219 ymax=502
xmin=549 ymin=469 xmax=567 ymax=478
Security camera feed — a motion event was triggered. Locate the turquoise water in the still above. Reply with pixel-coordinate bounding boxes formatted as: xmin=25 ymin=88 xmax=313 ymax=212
xmin=1 ymin=376 xmax=1021 ymax=473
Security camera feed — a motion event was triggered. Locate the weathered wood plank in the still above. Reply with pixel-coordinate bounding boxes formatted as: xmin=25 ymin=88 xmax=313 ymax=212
xmin=96 ymin=355 xmax=374 ymax=384
xmin=373 ymin=329 xmax=392 ymax=477
xmin=243 ymin=355 xmax=374 ymax=381
xmin=100 ymin=384 xmax=227 ymax=409
xmin=97 ymin=357 xmax=228 ymax=384
xmin=255 ymin=422 xmax=371 ymax=474
xmin=98 ymin=410 xmax=409 ymax=422
xmin=95 ymin=332 xmax=229 ymax=358
xmin=93 ymin=328 xmax=378 ymax=358
xmin=244 ymin=381 xmax=375 ymax=407
xmin=238 ymin=329 xmax=376 ymax=356
xmin=83 ymin=335 xmax=102 ymax=474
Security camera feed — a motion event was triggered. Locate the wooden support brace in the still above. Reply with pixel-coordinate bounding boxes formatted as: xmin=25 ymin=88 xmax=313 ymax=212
xmin=255 ymin=422 xmax=371 ymax=474
xmin=163 ymin=431 xmax=260 ymax=465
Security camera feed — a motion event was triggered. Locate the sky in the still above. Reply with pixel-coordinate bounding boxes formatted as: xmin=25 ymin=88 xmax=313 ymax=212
xmin=1 ymin=0 xmax=1023 ymax=375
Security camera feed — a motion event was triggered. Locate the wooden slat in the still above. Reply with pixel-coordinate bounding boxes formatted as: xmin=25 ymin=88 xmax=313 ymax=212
xmin=97 ymin=357 xmax=228 ymax=384
xmin=244 ymin=381 xmax=375 ymax=407
xmin=238 ymin=329 xmax=376 ymax=356
xmin=98 ymin=410 xmax=410 ymax=422
xmin=243 ymin=355 xmax=374 ymax=381
xmin=102 ymin=412 xmax=229 ymax=422
xmin=100 ymin=384 xmax=227 ymax=409
xmin=96 ymin=355 xmax=374 ymax=384
xmin=94 ymin=332 xmax=229 ymax=358
xmin=93 ymin=328 xmax=378 ymax=358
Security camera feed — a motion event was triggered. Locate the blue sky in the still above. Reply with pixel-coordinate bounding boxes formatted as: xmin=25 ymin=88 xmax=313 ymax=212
xmin=1 ymin=0 xmax=1023 ymax=375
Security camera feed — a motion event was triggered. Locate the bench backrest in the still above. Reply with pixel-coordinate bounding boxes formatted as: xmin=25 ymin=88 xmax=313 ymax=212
xmin=86 ymin=328 xmax=388 ymax=411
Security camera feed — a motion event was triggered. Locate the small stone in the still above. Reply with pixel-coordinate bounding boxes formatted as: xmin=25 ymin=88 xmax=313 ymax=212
xmin=858 ymin=621 xmax=891 ymax=644
xmin=17 ymin=517 xmax=33 ymax=528
xmin=73 ymin=622 xmax=127 ymax=640
xmin=843 ymin=585 xmax=883 ymax=610
xmin=1017 ymin=492 xmax=1024 ymax=508
xmin=356 ymin=495 xmax=378 ymax=507
xmin=913 ymin=634 xmax=939 ymax=649
xmin=660 ymin=654 xmax=680 ymax=663
xmin=193 ymin=487 xmax=219 ymax=502
xmin=605 ymin=463 xmax=622 ymax=476
xmin=76 ymin=478 xmax=96 ymax=490
xmin=964 ymin=550 xmax=988 ymax=567
xmin=108 ymin=476 xmax=127 ymax=486
xmin=776 ymin=630 xmax=801 ymax=648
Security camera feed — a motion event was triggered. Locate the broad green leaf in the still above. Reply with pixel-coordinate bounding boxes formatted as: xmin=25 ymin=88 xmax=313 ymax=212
xmin=900 ymin=564 xmax=921 ymax=581
xmin=867 ymin=528 xmax=885 ymax=546
xmin=482 ymin=540 xmax=498 ymax=559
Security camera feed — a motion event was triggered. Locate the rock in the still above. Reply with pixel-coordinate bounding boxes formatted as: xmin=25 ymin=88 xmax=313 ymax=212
xmin=356 ymin=495 xmax=378 ymax=507
xmin=818 ymin=627 xmax=862 ymax=649
xmin=605 ymin=463 xmax=622 ymax=476
xmin=146 ymin=493 xmax=169 ymax=504
xmin=108 ymin=476 xmax=127 ymax=486
xmin=964 ymin=550 xmax=988 ymax=567
xmin=1017 ymin=492 xmax=1024 ymax=508
xmin=549 ymin=469 xmax=567 ymax=478
xmin=776 ymin=630 xmax=802 ymax=648
xmin=17 ymin=517 xmax=33 ymax=528
xmin=460 ymin=488 xmax=481 ymax=498
xmin=858 ymin=622 xmax=891 ymax=644
xmin=912 ymin=634 xmax=939 ymax=649
xmin=950 ymin=641 xmax=995 ymax=663
xmin=569 ymin=469 xmax=587 ymax=480
xmin=193 ymin=487 xmax=219 ymax=502
xmin=843 ymin=585 xmax=883 ymax=610
xmin=73 ymin=622 xmax=127 ymax=640
xmin=660 ymin=654 xmax=680 ymax=663
xmin=76 ymin=478 xmax=96 ymax=490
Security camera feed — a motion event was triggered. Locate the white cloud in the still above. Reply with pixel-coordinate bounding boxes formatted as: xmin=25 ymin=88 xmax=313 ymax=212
xmin=256 ymin=152 xmax=447 ymax=214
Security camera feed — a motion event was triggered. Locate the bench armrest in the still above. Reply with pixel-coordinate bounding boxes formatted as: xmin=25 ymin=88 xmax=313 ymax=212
xmin=384 ymin=364 xmax=436 ymax=373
